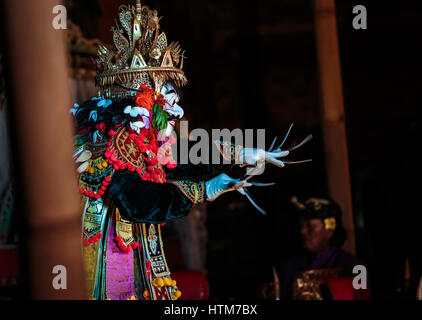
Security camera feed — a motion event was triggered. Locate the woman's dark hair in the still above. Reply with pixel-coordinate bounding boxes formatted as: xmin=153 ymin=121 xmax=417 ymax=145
xmin=294 ymin=196 xmax=347 ymax=247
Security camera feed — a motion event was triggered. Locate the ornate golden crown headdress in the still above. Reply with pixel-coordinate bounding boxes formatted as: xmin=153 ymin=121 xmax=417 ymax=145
xmin=95 ymin=0 xmax=187 ymax=98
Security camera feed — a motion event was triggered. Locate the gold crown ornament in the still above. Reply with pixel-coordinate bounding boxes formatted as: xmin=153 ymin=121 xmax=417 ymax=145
xmin=95 ymin=0 xmax=187 ymax=99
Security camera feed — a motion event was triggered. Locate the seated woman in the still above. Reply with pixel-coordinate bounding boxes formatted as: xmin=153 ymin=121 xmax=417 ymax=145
xmin=278 ymin=197 xmax=368 ymax=300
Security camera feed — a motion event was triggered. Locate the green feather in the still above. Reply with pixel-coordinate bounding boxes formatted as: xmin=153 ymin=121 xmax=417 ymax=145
xmin=152 ymin=103 xmax=170 ymax=130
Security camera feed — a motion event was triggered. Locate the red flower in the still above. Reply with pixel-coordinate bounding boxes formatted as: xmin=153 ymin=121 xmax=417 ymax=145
xmin=135 ymin=85 xmax=155 ymax=111
xmin=155 ymin=93 xmax=167 ymax=108
xmin=142 ymin=173 xmax=151 ymax=181
xmin=95 ymin=123 xmax=107 ymax=132
xmin=166 ymin=159 xmax=177 ymax=169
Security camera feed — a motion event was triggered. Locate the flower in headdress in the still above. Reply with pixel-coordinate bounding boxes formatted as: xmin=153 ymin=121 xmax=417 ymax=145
xmin=96 ymin=97 xmax=112 ymax=108
xmin=124 ymin=105 xmax=150 ymax=118
xmin=125 ymin=106 xmax=150 ymax=130
xmin=155 ymin=93 xmax=166 ymax=108
xmin=135 ymin=85 xmax=155 ymax=111
xmin=130 ymin=121 xmax=146 ymax=134
xmin=324 ymin=218 xmax=336 ymax=230
xmin=70 ymin=103 xmax=79 ymax=116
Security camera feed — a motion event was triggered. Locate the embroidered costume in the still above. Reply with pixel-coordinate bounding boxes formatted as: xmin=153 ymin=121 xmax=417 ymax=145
xmin=279 ymin=197 xmax=366 ymax=300
xmin=72 ymin=1 xmax=232 ymax=300
xmin=73 ymin=0 xmax=298 ymax=300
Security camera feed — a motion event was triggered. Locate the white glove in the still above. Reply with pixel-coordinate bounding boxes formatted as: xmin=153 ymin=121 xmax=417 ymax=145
xmin=205 ymin=173 xmax=239 ymax=201
xmin=239 ymin=148 xmax=289 ymax=168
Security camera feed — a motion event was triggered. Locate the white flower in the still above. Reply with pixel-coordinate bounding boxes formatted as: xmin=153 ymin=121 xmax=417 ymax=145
xmin=130 ymin=121 xmax=146 ymax=133
xmin=124 ymin=106 xmax=150 ymax=118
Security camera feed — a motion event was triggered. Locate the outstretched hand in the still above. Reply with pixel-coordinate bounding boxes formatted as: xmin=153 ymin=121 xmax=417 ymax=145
xmin=239 ymin=148 xmax=289 ymax=168
xmin=205 ymin=173 xmax=240 ymax=201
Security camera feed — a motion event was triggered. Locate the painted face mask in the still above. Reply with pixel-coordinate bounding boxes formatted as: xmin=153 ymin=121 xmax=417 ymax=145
xmin=160 ymin=82 xmax=184 ymax=137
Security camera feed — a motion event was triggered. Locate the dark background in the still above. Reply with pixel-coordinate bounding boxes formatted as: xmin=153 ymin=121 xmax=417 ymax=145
xmin=67 ymin=0 xmax=422 ymax=299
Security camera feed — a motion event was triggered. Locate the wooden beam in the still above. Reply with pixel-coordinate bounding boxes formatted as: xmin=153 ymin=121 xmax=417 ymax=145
xmin=3 ymin=0 xmax=86 ymax=298
xmin=313 ymin=0 xmax=355 ymax=254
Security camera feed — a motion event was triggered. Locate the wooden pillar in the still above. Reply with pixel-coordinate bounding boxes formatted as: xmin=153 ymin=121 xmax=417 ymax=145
xmin=3 ymin=0 xmax=86 ymax=298
xmin=313 ymin=0 xmax=355 ymax=254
